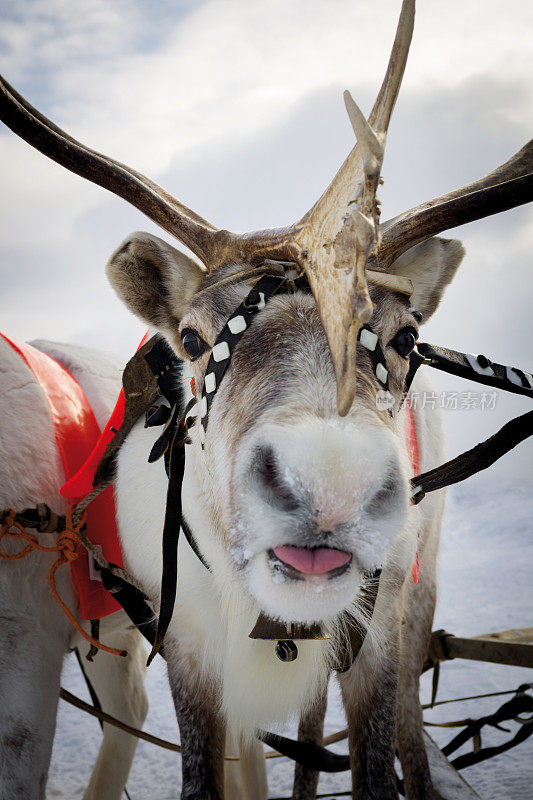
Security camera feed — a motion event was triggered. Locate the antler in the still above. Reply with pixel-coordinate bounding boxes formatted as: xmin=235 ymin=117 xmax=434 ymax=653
xmin=11 ymin=1 xmax=531 ymax=416
xmin=378 ymin=140 xmax=533 ymax=268
xmin=0 ymin=0 xmax=415 ymax=415
xmin=0 ymin=76 xmax=223 ymax=266
xmin=288 ymin=0 xmax=415 ymax=413
xmin=207 ymin=0 xmax=416 ymax=414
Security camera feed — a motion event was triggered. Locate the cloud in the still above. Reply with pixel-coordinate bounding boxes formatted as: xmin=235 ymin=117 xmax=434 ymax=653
xmin=3 ymin=1 xmax=532 ymax=170
xmin=2 ymin=1 xmax=531 ymax=243
xmin=1 ymin=0 xmax=532 ymax=482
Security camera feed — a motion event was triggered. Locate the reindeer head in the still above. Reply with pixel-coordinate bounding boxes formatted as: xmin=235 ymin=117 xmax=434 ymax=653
xmin=106 ymin=230 xmax=464 ymax=626
xmin=1 ymin=0 xmax=531 ymax=628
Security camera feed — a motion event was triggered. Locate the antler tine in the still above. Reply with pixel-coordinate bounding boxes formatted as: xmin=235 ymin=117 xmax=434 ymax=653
xmin=287 ymin=0 xmax=415 ymax=414
xmin=0 ymin=74 xmax=222 ymax=268
xmin=0 ymin=2 xmax=418 ymax=417
xmin=379 ymin=140 xmax=533 ymax=267
xmin=368 ymin=0 xmax=415 ymax=133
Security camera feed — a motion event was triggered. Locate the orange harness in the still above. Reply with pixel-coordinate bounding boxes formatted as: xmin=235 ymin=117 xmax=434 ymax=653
xmin=1 ymin=330 xmax=421 ymax=660
xmin=404 ymin=399 xmax=420 ymax=582
xmin=0 ymin=333 xmax=123 ymax=621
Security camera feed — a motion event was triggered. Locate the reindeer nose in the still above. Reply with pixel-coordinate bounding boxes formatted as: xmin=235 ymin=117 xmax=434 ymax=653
xmin=251 ymin=444 xmax=300 ymax=513
xmin=248 ymin=422 xmax=406 ymax=534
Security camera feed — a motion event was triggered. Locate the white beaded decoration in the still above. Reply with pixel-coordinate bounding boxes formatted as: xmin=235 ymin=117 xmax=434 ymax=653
xmin=360 ymin=328 xmax=378 ymax=351
xmin=212 ymin=341 xmax=230 ymax=362
xmin=228 ymin=315 xmax=247 ymax=335
xmin=376 ymin=363 xmax=388 ymax=384
xmin=204 ymin=372 xmax=216 ymax=393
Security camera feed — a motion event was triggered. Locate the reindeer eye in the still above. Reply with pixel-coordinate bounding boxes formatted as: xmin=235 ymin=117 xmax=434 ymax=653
xmin=391 ymin=327 xmax=417 ymax=358
xmin=181 ymin=329 xmax=207 ymax=361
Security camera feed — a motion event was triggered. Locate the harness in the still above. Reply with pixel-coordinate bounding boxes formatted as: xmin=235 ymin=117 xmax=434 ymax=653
xmin=0 ymin=333 xmax=123 ymax=621
xmin=94 ymin=270 xmax=533 ymax=668
xmin=3 ymin=271 xmax=533 ymax=773
xmin=3 ymin=271 xmax=533 ymax=670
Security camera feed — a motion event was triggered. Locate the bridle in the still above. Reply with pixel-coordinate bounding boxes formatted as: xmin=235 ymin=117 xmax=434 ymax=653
xmin=133 ymin=269 xmax=533 ymax=666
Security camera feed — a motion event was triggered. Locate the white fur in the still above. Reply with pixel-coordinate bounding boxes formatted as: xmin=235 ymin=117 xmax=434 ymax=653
xmin=234 ymin=418 xmax=409 ymax=623
xmin=0 ymin=244 xmax=456 ymax=794
xmin=114 ymin=367 xmax=443 ymax=743
xmin=0 ymin=337 xmax=148 ymax=800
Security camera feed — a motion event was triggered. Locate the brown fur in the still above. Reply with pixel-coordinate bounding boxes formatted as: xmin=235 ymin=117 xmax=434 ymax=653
xmin=167 ymin=648 xmax=226 ymax=800
xmin=293 ymin=687 xmax=328 ymax=800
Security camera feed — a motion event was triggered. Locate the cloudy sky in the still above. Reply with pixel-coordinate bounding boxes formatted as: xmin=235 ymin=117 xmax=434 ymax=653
xmin=1 ymin=0 xmax=532 ymax=477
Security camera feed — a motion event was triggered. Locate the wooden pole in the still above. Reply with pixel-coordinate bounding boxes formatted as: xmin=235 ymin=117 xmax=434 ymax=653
xmin=428 ymin=628 xmax=533 ymax=668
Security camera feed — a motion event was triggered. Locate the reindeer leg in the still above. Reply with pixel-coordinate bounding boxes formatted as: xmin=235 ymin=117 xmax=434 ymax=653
xmin=292 ymin=684 xmax=328 ymax=800
xmin=396 ymin=526 xmax=440 ymax=800
xmin=224 ymin=730 xmax=246 ymax=800
xmin=0 ymin=605 xmax=70 ymax=799
xmin=167 ymin=650 xmax=225 ymax=800
xmin=224 ymin=730 xmax=267 ymax=800
xmin=73 ymin=613 xmax=148 ymax=800
xmin=338 ymin=645 xmax=399 ymax=800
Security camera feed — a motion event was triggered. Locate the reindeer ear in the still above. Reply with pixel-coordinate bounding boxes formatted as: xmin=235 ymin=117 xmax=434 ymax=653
xmin=388 ymin=237 xmax=465 ymax=322
xmin=107 ymin=232 xmax=205 ymax=331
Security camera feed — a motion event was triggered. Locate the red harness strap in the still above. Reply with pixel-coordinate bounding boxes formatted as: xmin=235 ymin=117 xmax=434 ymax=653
xmin=61 ymin=331 xmax=150 ymax=499
xmin=405 ymin=399 xmax=420 ymax=476
xmin=404 ymin=398 xmax=420 ymax=582
xmin=1 ymin=333 xmax=123 ymax=620
xmin=3 ymin=327 xmax=421 ymax=615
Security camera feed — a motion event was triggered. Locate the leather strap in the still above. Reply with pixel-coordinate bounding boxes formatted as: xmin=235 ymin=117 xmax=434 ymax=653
xmin=411 ymin=409 xmax=533 ymax=503
xmin=180 ymin=515 xmax=211 ymax=572
xmin=408 ymin=342 xmax=533 ymax=503
xmin=99 ymin=563 xmax=159 ymax=650
xmin=417 ymin=343 xmax=533 ymax=398
xmin=1 ymin=503 xmax=65 ymax=534
xmin=146 ymin=423 xmax=187 ymax=666
xmin=335 ymin=571 xmax=381 ymax=672
xmin=258 ymin=730 xmax=350 ymax=773
xmin=199 ymin=273 xmax=287 ymax=442
xmin=93 ymin=335 xmax=163 ymax=487
xmin=443 ymin=686 xmax=533 ymax=771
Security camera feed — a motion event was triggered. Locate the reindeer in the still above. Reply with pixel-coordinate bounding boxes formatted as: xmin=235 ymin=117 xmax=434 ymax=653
xmin=0 ymin=338 xmax=149 ymax=799
xmin=1 ymin=0 xmax=531 ymax=798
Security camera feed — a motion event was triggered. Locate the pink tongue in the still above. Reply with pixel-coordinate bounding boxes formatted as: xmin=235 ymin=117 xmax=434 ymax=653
xmin=273 ymin=545 xmax=351 ymax=575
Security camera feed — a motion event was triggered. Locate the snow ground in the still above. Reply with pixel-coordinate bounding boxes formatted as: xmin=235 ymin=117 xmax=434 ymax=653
xmin=47 ymin=476 xmax=533 ymax=799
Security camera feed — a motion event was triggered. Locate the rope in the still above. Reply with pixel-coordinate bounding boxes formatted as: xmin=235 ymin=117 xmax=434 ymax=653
xmin=59 ymin=685 xmax=304 ymax=762
xmin=59 ymin=676 xmax=529 ymax=761
xmin=72 ymin=485 xmax=141 ymax=589
xmin=422 ymin=688 xmax=519 ymax=710
xmin=269 ymin=794 xmax=351 ymax=800
xmin=60 ymin=687 xmax=241 ymax=760
xmin=0 ymin=507 xmax=126 ymax=658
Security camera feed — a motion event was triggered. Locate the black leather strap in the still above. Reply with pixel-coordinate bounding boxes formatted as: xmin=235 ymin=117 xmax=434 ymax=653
xmin=1 ymin=503 xmax=65 ymax=533
xmin=144 ymin=336 xmax=183 ymax=400
xmin=443 ymin=685 xmax=533 ymax=770
xmin=417 ymin=343 xmax=533 ymax=398
xmin=408 ymin=342 xmax=533 ymax=502
xmin=199 ymin=274 xmax=287 ymax=440
xmin=358 ymin=324 xmax=391 ymax=391
xmin=335 ymin=571 xmax=381 ymax=672
xmin=404 ymin=346 xmax=426 ymax=396
xmin=411 ymin=409 xmax=533 ymax=503
xmin=146 ymin=424 xmax=187 ymax=666
xmin=99 ymin=563 xmax=159 ymax=649
xmin=258 ymin=730 xmax=350 ymax=773
xmin=180 ymin=515 xmax=211 ymax=572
